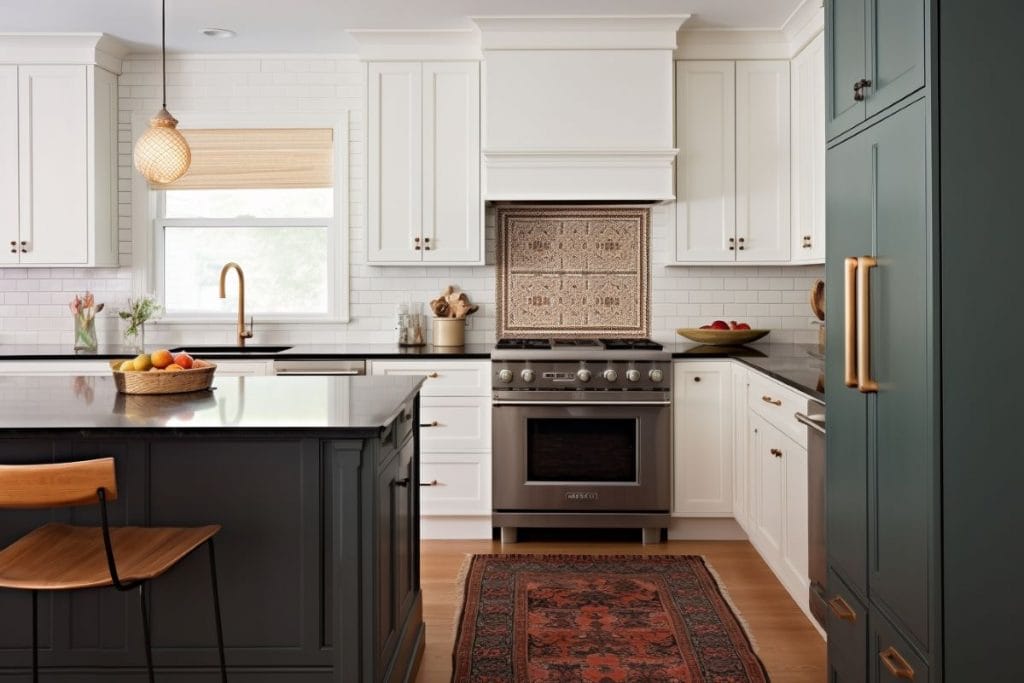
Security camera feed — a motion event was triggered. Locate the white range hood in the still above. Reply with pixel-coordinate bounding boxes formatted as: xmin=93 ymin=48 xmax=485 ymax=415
xmin=474 ymin=16 xmax=687 ymax=202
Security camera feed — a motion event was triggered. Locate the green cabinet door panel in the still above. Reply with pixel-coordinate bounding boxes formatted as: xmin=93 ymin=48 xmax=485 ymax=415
xmin=870 ymin=605 xmax=930 ymax=683
xmin=824 ymin=130 xmax=871 ymax=596
xmin=866 ymin=98 xmax=934 ymax=653
xmin=826 ymin=569 xmax=868 ymax=683
xmin=866 ymin=0 xmax=927 ymax=117
xmin=826 ymin=0 xmax=868 ymax=138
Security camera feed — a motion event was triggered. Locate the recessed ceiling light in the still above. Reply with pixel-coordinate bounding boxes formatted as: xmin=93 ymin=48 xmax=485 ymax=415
xmin=200 ymin=27 xmax=236 ymax=39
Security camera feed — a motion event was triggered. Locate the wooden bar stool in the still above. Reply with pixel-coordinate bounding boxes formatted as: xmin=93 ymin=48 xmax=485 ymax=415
xmin=0 ymin=457 xmax=227 ymax=682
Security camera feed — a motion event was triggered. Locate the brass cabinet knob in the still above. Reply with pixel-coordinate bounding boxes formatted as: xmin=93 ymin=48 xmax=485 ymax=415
xmin=419 ymin=479 xmax=439 ymax=487
xmin=770 ymin=448 xmax=783 ymax=458
xmin=854 ymin=78 xmax=872 ymax=101
xmin=419 ymin=420 xmax=439 ymax=428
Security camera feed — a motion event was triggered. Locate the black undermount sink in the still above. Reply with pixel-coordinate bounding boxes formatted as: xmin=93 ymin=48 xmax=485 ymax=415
xmin=169 ymin=345 xmax=292 ymax=354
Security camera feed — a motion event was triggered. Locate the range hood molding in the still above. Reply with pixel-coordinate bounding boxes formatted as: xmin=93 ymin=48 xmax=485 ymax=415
xmin=475 ymin=15 xmax=686 ymax=202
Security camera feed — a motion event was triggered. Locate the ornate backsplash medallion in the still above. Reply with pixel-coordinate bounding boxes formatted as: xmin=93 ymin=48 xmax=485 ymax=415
xmin=497 ymin=206 xmax=650 ymax=338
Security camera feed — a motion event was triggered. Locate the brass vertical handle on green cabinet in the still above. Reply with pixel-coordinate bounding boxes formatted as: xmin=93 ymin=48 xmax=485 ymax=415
xmin=879 ymin=646 xmax=915 ymax=680
xmin=856 ymin=255 xmax=879 ymax=393
xmin=844 ymin=257 xmax=859 ymax=387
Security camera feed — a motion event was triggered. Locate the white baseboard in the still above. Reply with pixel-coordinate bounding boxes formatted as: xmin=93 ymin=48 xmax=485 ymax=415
xmin=420 ymin=515 xmax=493 ymax=540
xmin=667 ymin=517 xmax=748 ymax=540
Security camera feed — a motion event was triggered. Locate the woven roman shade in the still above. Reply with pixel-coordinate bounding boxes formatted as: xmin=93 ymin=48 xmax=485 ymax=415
xmin=154 ymin=128 xmax=333 ymax=189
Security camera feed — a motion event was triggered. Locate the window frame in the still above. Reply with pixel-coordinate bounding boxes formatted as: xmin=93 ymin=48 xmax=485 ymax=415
xmin=130 ymin=112 xmax=350 ymax=324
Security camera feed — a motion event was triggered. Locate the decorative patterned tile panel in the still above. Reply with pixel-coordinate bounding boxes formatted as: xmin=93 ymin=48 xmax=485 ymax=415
xmin=497 ymin=206 xmax=650 ymax=338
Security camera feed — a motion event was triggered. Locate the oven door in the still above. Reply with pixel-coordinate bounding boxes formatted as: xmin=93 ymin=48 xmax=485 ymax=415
xmin=492 ymin=397 xmax=671 ymax=512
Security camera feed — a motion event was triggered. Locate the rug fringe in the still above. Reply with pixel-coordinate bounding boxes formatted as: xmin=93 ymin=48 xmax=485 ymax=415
xmin=700 ymin=555 xmax=760 ymax=653
xmin=452 ymin=553 xmax=474 ymax=624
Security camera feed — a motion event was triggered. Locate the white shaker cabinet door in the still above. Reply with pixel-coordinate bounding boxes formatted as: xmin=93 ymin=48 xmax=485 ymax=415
xmin=0 ymin=66 xmax=18 ymax=265
xmin=736 ymin=60 xmax=791 ymax=263
xmin=675 ymin=61 xmax=736 ymax=262
xmin=750 ymin=412 xmax=785 ymax=562
xmin=422 ymin=62 xmax=481 ymax=264
xmin=367 ymin=62 xmax=423 ymax=263
xmin=791 ymin=33 xmax=826 ymax=263
xmin=672 ymin=361 xmax=734 ymax=516
xmin=18 ymin=65 xmax=89 ymax=266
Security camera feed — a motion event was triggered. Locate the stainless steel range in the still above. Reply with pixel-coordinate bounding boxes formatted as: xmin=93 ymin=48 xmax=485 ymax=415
xmin=491 ymin=338 xmax=672 ymax=544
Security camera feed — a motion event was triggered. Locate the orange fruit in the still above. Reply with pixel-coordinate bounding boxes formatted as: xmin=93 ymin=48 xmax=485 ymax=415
xmin=172 ymin=353 xmax=193 ymax=369
xmin=150 ymin=349 xmax=173 ymax=369
xmin=192 ymin=359 xmax=211 ymax=369
xmin=165 ymin=364 xmax=184 ymax=372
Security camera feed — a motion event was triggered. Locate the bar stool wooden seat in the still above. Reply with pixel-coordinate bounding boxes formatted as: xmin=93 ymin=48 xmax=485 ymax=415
xmin=0 ymin=458 xmax=227 ymax=682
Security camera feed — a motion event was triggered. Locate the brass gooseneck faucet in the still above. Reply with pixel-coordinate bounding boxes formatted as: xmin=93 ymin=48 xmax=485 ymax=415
xmin=218 ymin=262 xmax=254 ymax=347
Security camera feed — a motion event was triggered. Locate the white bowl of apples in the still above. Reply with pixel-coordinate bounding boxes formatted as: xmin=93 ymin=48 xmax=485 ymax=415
xmin=676 ymin=320 xmax=769 ymax=346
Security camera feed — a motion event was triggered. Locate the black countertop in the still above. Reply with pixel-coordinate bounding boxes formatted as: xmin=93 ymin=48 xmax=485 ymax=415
xmin=670 ymin=342 xmax=825 ymax=402
xmin=0 ymin=343 xmax=494 ymax=361
xmin=0 ymin=375 xmax=424 ymax=434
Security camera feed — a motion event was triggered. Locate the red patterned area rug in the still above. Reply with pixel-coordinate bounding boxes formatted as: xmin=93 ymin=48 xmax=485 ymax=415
xmin=452 ymin=554 xmax=769 ymax=682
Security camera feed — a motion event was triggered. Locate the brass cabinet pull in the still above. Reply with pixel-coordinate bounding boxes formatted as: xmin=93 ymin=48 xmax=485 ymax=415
xmin=856 ymin=255 xmax=879 ymax=393
xmin=854 ymin=78 xmax=872 ymax=101
xmin=728 ymin=237 xmax=735 ymax=251
xmin=761 ymin=395 xmax=782 ymax=406
xmin=395 ymin=477 xmax=410 ymax=488
xmin=770 ymin=448 xmax=783 ymax=458
xmin=419 ymin=420 xmax=439 ymax=428
xmin=827 ymin=595 xmax=857 ymax=622
xmin=426 ymin=372 xmax=439 ymax=378
xmin=420 ymin=479 xmax=439 ymax=487
xmin=844 ymin=257 xmax=859 ymax=387
xmin=879 ymin=646 xmax=915 ymax=680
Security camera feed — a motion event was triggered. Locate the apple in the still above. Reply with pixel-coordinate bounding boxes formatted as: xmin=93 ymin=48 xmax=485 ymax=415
xmin=172 ymin=352 xmax=193 ymax=370
xmin=729 ymin=320 xmax=739 ymax=330
xmin=735 ymin=322 xmax=751 ymax=330
xmin=710 ymin=320 xmax=730 ymax=330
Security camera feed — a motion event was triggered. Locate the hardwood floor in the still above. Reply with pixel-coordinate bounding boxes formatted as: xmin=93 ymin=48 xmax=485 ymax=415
xmin=415 ymin=538 xmax=826 ymax=683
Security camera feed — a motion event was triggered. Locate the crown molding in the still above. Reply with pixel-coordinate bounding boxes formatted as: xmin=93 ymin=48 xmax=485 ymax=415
xmin=0 ymin=33 xmax=129 ymax=73
xmin=675 ymin=0 xmax=823 ymax=60
xmin=782 ymin=0 xmax=826 ymax=55
xmin=347 ymin=28 xmax=481 ymax=60
xmin=472 ymin=15 xmax=690 ymax=50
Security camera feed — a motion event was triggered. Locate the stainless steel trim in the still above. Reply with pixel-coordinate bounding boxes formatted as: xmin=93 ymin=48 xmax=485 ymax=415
xmin=273 ymin=360 xmax=366 ymax=376
xmin=275 ymin=370 xmax=362 ymax=375
xmin=493 ymin=400 xmax=671 ymax=407
xmin=795 ymin=412 xmax=826 ymax=434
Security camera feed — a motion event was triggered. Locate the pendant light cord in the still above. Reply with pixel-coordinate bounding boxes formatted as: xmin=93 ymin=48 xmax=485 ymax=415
xmin=161 ymin=0 xmax=167 ymax=108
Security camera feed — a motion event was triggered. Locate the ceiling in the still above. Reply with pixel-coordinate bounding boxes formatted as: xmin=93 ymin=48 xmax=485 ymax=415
xmin=0 ymin=0 xmax=806 ymax=54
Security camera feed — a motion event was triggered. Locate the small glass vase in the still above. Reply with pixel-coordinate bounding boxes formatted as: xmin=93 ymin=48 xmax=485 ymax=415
xmin=73 ymin=315 xmax=98 ymax=353
xmin=123 ymin=325 xmax=146 ymax=354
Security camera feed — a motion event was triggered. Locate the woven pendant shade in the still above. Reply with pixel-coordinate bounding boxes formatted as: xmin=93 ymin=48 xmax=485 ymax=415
xmin=134 ymin=108 xmax=191 ymax=184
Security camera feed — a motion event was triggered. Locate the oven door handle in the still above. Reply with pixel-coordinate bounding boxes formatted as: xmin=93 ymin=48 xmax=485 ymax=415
xmin=492 ymin=400 xmax=671 ymax=407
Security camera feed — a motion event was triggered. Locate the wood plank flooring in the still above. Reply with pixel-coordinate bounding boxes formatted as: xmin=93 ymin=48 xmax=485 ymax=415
xmin=416 ymin=539 xmax=826 ymax=683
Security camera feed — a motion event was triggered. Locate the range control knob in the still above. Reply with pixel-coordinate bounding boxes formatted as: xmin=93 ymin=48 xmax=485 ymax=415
xmin=498 ymin=368 xmax=513 ymax=383
xmin=577 ymin=369 xmax=592 ymax=383
xmin=626 ymin=369 xmax=641 ymax=383
xmin=649 ymin=368 xmax=665 ymax=383
xmin=521 ymin=369 xmax=536 ymax=383
xmin=603 ymin=369 xmax=619 ymax=382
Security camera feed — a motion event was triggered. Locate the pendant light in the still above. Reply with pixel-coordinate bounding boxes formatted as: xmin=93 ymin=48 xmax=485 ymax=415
xmin=133 ymin=0 xmax=191 ymax=184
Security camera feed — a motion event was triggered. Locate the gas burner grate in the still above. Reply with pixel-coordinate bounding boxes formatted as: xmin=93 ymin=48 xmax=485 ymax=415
xmin=552 ymin=339 xmax=601 ymax=347
xmin=496 ymin=338 xmax=551 ymax=350
xmin=599 ymin=338 xmax=664 ymax=351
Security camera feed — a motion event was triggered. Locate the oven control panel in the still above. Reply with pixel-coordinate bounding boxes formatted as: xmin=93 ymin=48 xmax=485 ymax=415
xmin=493 ymin=360 xmax=671 ymax=391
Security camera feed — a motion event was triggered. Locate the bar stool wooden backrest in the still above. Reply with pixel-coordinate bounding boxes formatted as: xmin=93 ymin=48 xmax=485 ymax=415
xmin=0 ymin=458 xmax=116 ymax=509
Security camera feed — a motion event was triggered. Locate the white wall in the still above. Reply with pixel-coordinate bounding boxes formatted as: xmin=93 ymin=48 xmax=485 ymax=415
xmin=0 ymin=54 xmax=822 ymax=347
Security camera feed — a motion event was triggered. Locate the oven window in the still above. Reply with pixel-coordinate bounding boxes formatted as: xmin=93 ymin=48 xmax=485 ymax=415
xmin=526 ymin=418 xmax=637 ymax=482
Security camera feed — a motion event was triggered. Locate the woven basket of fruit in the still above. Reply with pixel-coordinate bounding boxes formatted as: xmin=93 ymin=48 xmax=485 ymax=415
xmin=677 ymin=320 xmax=770 ymax=346
xmin=110 ymin=351 xmax=216 ymax=395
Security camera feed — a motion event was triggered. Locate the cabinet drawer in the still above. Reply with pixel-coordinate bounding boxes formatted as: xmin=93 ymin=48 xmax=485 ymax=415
xmin=747 ymin=371 xmax=807 ymax=448
xmin=369 ymin=360 xmax=490 ymax=397
xmin=419 ymin=454 xmax=490 ymax=516
xmin=419 ymin=397 xmax=490 ymax=452
xmin=826 ymin=569 xmax=867 ymax=683
xmin=870 ymin=606 xmax=929 ymax=683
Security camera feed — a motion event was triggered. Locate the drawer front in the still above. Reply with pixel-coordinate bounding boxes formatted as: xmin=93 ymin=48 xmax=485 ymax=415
xmin=419 ymin=454 xmax=490 ymax=516
xmin=747 ymin=371 xmax=808 ymax=448
xmin=369 ymin=360 xmax=490 ymax=397
xmin=826 ymin=569 xmax=867 ymax=683
xmin=211 ymin=360 xmax=272 ymax=377
xmin=870 ymin=606 xmax=929 ymax=683
xmin=419 ymin=397 xmax=491 ymax=452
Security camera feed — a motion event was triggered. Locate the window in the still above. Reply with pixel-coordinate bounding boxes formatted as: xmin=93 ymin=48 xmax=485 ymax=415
xmin=149 ymin=125 xmax=346 ymax=321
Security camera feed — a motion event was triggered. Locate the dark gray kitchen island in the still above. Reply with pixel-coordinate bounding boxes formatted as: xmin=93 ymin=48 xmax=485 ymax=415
xmin=0 ymin=374 xmax=425 ymax=683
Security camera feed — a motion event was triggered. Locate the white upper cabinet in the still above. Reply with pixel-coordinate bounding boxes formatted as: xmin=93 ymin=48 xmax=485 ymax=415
xmin=791 ymin=33 xmax=826 ymax=263
xmin=367 ymin=61 xmax=482 ymax=265
xmin=735 ymin=60 xmax=791 ymax=262
xmin=672 ymin=361 xmax=734 ymax=516
xmin=674 ymin=61 xmax=736 ymax=262
xmin=1 ymin=64 xmax=118 ymax=268
xmin=674 ymin=59 xmax=791 ymax=264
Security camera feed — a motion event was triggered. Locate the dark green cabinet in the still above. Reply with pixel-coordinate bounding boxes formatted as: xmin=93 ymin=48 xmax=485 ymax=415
xmin=826 ymin=570 xmax=867 ymax=683
xmin=826 ymin=0 xmax=926 ymax=139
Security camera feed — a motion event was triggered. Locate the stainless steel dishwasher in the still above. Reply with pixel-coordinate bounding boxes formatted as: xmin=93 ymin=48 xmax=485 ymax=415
xmin=796 ymin=399 xmax=826 ymax=629
xmin=273 ymin=360 xmax=366 ymax=376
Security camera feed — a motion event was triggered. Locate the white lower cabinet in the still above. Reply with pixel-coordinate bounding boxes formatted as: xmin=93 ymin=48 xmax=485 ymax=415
xmin=672 ymin=361 xmax=734 ymax=516
xmin=731 ymin=365 xmax=750 ymax=531
xmin=368 ymin=359 xmax=492 ymax=537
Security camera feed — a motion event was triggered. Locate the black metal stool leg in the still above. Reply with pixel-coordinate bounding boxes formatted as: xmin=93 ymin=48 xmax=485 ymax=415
xmin=31 ymin=590 xmax=38 ymax=683
xmin=208 ymin=540 xmax=227 ymax=682
xmin=139 ymin=584 xmax=155 ymax=683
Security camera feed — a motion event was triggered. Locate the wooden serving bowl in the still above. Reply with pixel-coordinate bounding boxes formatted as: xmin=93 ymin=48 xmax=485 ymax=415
xmin=676 ymin=328 xmax=770 ymax=346
xmin=109 ymin=360 xmax=217 ymax=395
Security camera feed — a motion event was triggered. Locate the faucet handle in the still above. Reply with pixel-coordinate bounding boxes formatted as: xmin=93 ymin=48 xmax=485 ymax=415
xmin=245 ymin=315 xmax=255 ymax=339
